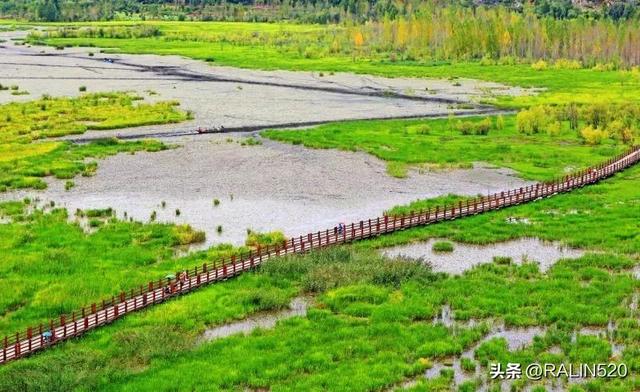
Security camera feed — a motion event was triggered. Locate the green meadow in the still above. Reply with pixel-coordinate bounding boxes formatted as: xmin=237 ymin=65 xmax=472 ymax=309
xmin=0 ymin=92 xmax=189 ymax=191
xmin=0 ymin=165 xmax=637 ymax=391
xmin=0 ymin=16 xmax=638 ymax=391
xmin=263 ymin=115 xmax=627 ymax=181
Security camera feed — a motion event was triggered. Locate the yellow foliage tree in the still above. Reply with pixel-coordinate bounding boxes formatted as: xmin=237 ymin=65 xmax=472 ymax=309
xmin=353 ymin=31 xmax=364 ymax=47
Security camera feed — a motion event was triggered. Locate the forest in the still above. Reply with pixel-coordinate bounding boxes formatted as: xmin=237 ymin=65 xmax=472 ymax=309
xmin=1 ymin=0 xmax=639 ymax=23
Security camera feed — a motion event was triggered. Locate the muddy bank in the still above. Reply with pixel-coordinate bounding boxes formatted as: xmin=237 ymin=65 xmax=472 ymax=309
xmin=201 ymin=297 xmax=309 ymax=342
xmin=1 ymin=134 xmax=532 ymax=246
xmin=395 ymin=324 xmax=545 ymax=391
xmin=382 ymin=238 xmax=584 ymax=274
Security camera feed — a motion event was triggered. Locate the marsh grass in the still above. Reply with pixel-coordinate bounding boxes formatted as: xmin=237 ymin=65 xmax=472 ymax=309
xmin=245 ymin=230 xmax=286 ymax=248
xmin=432 ymin=241 xmax=454 ymax=253
xmin=263 ymin=115 xmax=625 ymax=181
xmin=0 ymin=161 xmax=637 ymax=389
xmin=0 ymin=242 xmax=636 ymax=390
xmin=0 ymin=201 xmax=238 ymax=336
xmin=386 ymin=161 xmax=408 ymax=178
xmin=0 ymin=92 xmax=188 ymax=191
xmin=364 ymin=165 xmax=640 ymax=256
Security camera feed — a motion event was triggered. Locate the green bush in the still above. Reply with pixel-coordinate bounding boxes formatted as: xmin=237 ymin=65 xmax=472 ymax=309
xmin=516 ymin=106 xmax=549 ymax=134
xmin=432 ymin=241 xmax=454 ymax=252
xmin=580 ymin=126 xmax=609 ymax=145
xmin=460 ymin=357 xmax=476 ymax=372
xmin=492 ymin=256 xmax=512 ymax=265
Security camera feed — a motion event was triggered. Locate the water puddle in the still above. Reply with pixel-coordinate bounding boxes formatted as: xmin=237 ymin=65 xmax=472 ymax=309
xmin=391 ymin=325 xmax=545 ymax=391
xmin=200 ymin=297 xmax=309 ymax=342
xmin=382 ymin=238 xmax=584 ymax=274
xmin=630 ymin=293 xmax=638 ymax=311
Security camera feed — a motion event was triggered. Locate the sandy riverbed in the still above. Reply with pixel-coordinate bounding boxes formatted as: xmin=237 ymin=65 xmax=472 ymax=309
xmin=2 ymin=134 xmax=532 ymax=245
xmin=0 ymin=30 xmax=528 ymax=139
xmin=0 ymin=30 xmax=535 ymax=245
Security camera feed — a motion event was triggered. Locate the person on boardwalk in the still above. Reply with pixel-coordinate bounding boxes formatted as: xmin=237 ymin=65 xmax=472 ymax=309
xmin=178 ymin=271 xmax=188 ymax=289
xmin=42 ymin=330 xmax=52 ymax=344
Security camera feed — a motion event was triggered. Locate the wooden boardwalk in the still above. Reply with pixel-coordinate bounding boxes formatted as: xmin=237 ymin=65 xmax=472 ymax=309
xmin=1 ymin=145 xmax=639 ymax=365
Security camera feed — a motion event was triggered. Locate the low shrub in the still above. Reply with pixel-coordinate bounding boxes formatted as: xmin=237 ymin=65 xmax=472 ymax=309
xmin=172 ymin=224 xmax=206 ymax=246
xmin=554 ymin=59 xmax=582 ymax=70
xmin=455 ymin=118 xmax=492 ymax=136
xmin=580 ymin=126 xmax=609 ymax=145
xmin=245 ymin=230 xmax=286 ymax=248
xmin=516 ymin=106 xmax=549 ymax=134
xmin=531 ymin=59 xmax=548 ymax=71
xmin=432 ymin=241 xmax=454 ymax=252
xmin=493 ymin=256 xmax=512 ymax=265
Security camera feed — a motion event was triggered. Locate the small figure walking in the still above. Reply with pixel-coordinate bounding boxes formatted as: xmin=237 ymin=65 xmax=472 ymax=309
xmin=178 ymin=271 xmax=188 ymax=289
xmin=42 ymin=330 xmax=52 ymax=344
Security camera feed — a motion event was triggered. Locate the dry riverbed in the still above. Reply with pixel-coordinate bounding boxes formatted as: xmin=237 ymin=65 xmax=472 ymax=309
xmin=0 ymin=30 xmax=533 ymax=245
xmin=0 ymin=30 xmax=527 ymax=139
xmin=1 ymin=134 xmax=531 ymax=245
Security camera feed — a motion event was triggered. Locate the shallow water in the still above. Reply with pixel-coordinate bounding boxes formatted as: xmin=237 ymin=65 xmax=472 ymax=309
xmin=200 ymin=297 xmax=309 ymax=342
xmin=2 ymin=135 xmax=531 ymax=246
xmin=0 ymin=33 xmax=535 ymax=246
xmin=415 ymin=325 xmax=545 ymax=389
xmin=382 ymin=238 xmax=584 ymax=274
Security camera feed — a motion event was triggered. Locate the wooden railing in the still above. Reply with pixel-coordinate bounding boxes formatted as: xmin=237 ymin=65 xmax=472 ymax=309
xmin=1 ymin=145 xmax=639 ymax=365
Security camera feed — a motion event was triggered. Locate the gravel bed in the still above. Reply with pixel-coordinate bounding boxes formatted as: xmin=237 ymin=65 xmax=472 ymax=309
xmin=1 ymin=133 xmax=532 ymax=245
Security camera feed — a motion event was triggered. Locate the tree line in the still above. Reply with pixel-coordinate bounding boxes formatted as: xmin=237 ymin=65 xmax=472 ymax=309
xmin=1 ymin=0 xmax=639 ymax=23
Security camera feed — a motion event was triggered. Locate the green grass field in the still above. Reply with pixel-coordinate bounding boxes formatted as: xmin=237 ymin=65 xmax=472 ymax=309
xmin=0 ymin=165 xmax=638 ymax=391
xmin=263 ymin=115 xmax=626 ymax=181
xmin=0 ymin=167 xmax=636 ymax=391
xmin=1 ymin=20 xmax=638 ymax=391
xmin=0 ymin=92 xmax=189 ymax=191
